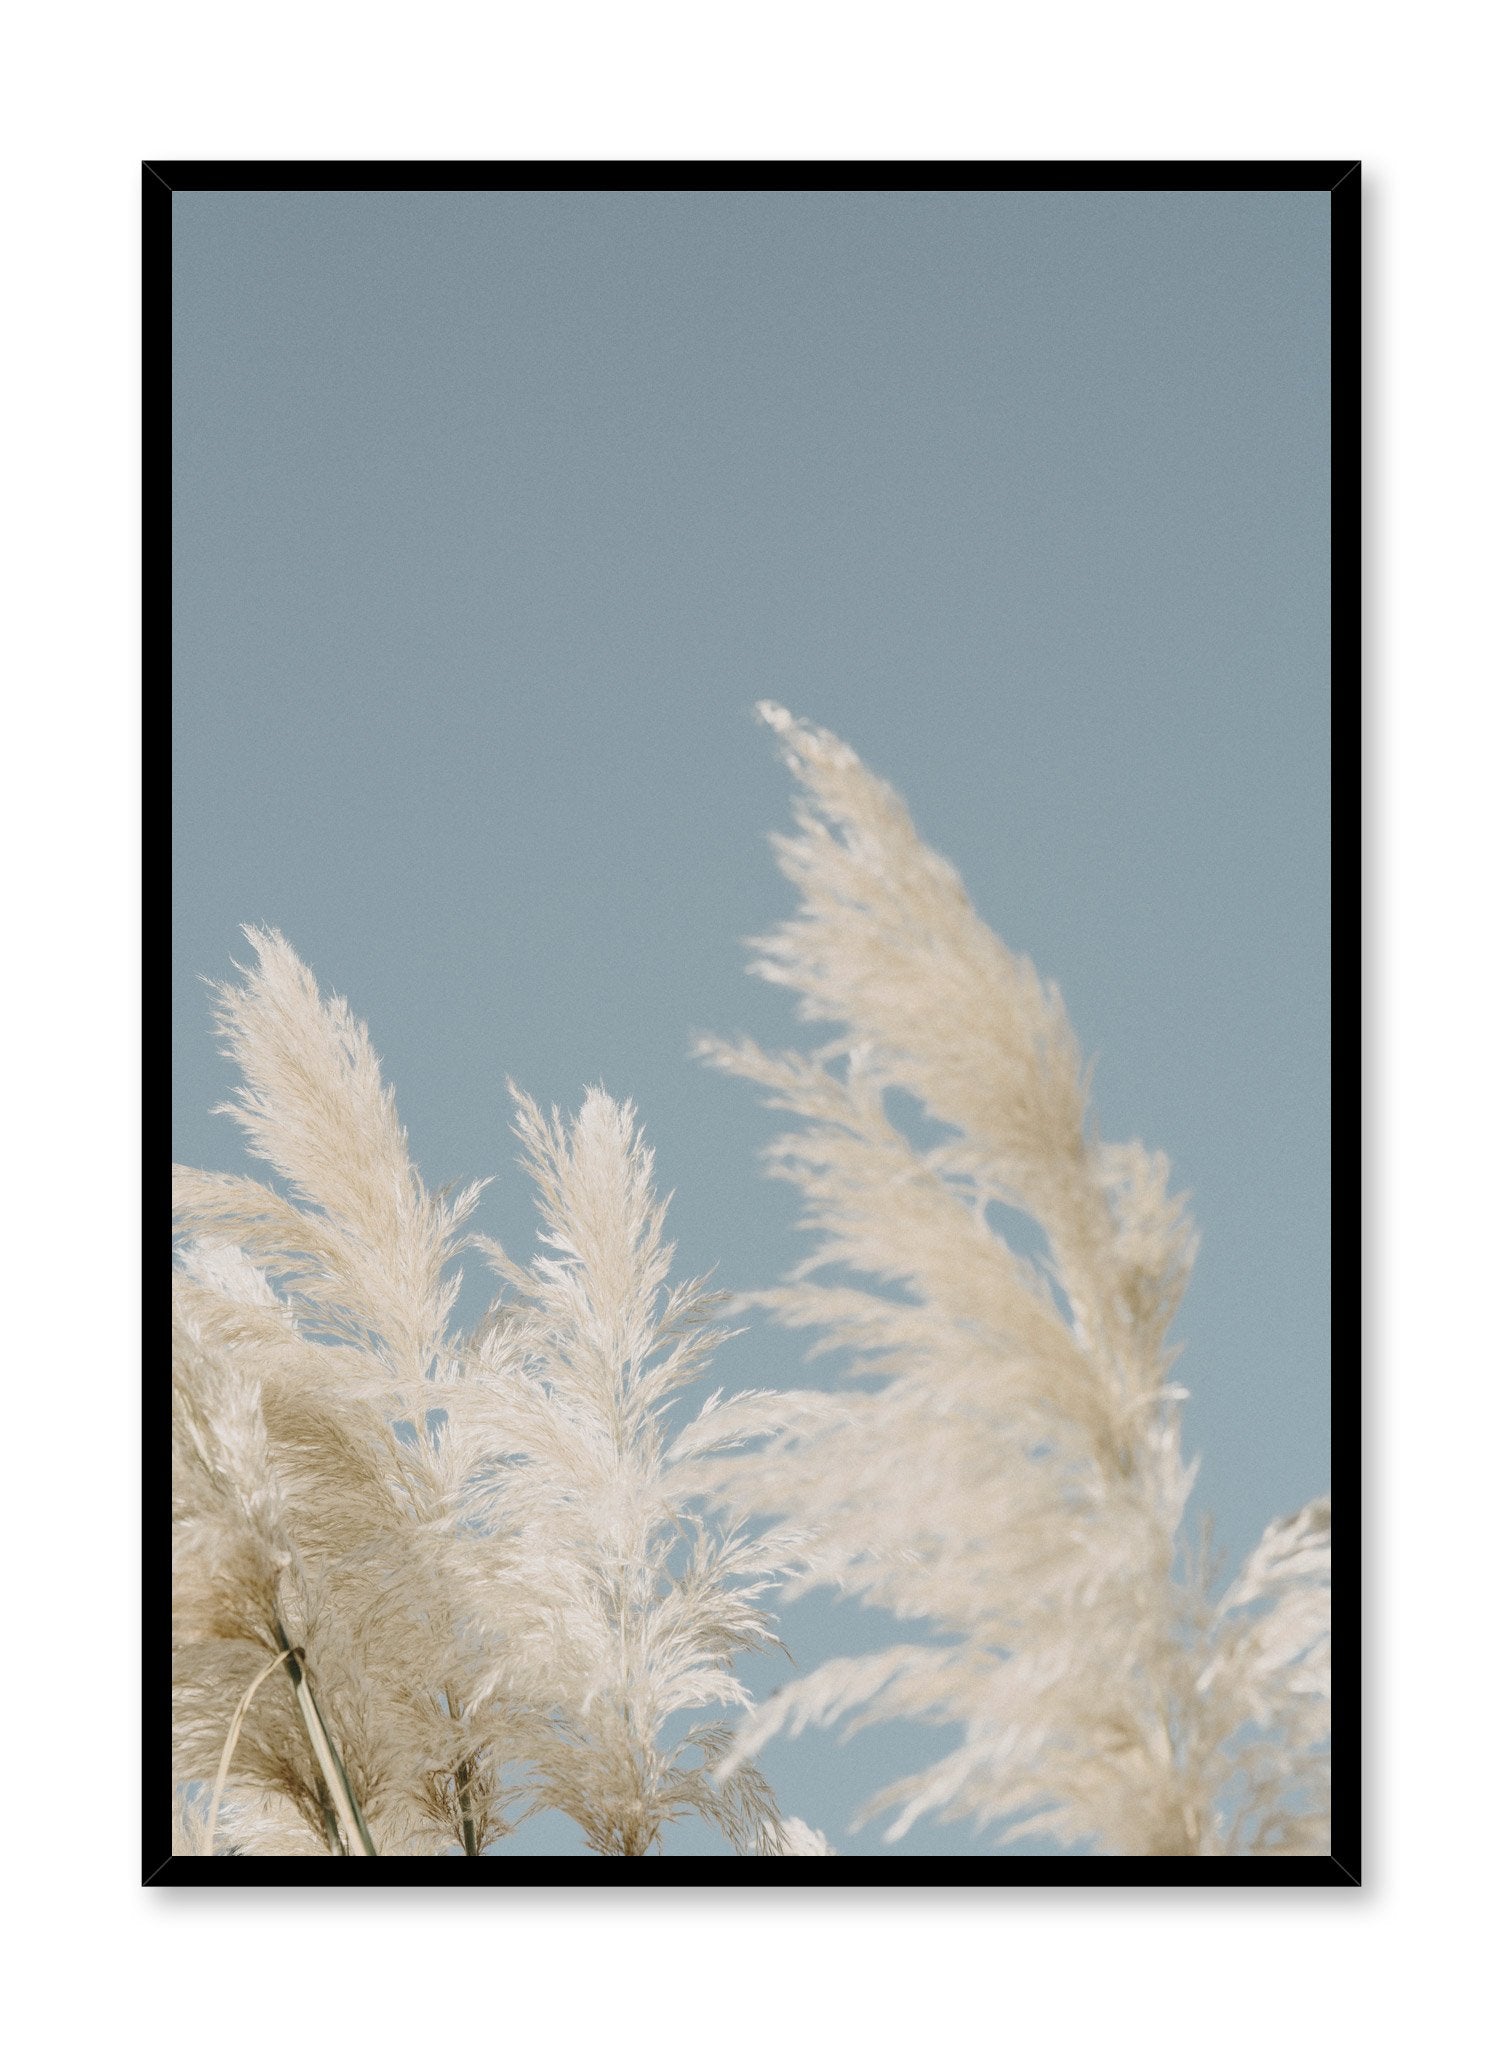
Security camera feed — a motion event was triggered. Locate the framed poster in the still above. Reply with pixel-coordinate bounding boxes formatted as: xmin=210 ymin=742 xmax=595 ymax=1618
xmin=156 ymin=160 xmax=1353 ymax=1884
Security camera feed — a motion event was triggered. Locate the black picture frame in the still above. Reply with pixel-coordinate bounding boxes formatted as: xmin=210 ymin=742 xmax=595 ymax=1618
xmin=151 ymin=158 xmax=1356 ymax=1889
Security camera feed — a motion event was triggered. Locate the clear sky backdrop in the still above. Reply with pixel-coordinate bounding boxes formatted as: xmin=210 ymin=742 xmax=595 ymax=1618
xmin=172 ymin=186 xmax=1330 ymax=1856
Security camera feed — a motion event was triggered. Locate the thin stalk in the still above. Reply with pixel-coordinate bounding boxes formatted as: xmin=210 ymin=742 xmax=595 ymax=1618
xmin=274 ymin=1620 xmax=377 ymax=1856
xmin=301 ymin=1675 xmax=379 ymax=1857
xmin=455 ymin=1753 xmax=479 ymax=1858
xmin=204 ymin=1645 xmax=293 ymax=1856
xmin=446 ymin=1692 xmax=480 ymax=1856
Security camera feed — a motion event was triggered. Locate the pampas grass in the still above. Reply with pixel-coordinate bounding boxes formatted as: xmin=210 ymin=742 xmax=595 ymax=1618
xmin=173 ymin=932 xmax=789 ymax=1855
xmin=450 ymin=1084 xmax=791 ymax=1855
xmin=172 ymin=710 xmax=1329 ymax=1860
xmin=697 ymin=705 xmax=1330 ymax=1856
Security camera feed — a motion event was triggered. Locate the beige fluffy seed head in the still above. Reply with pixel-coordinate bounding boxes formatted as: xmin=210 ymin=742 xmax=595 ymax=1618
xmin=700 ymin=706 xmax=1329 ymax=1856
xmin=174 ymin=936 xmax=789 ymax=1856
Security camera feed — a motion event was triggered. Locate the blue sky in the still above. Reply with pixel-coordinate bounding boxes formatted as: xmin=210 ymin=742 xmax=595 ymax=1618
xmin=172 ymin=187 xmax=1330 ymax=1854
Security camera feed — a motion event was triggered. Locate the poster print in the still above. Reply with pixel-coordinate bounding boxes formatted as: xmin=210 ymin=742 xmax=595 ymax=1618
xmin=156 ymin=161 xmax=1354 ymax=1884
